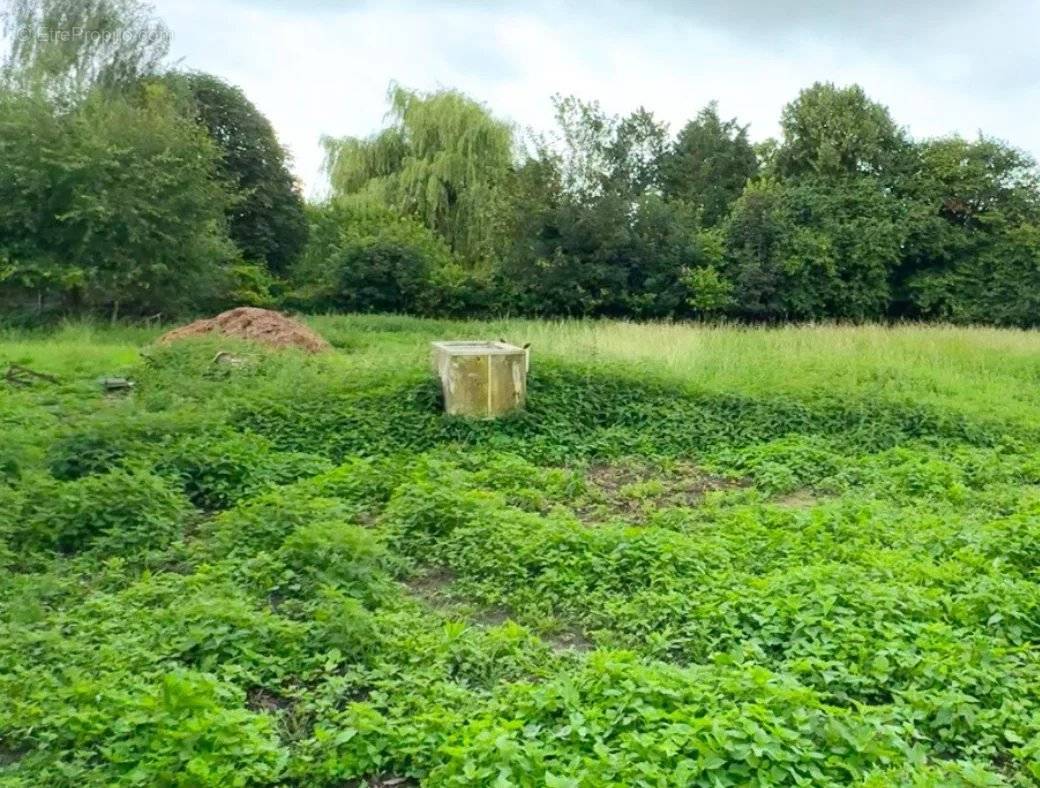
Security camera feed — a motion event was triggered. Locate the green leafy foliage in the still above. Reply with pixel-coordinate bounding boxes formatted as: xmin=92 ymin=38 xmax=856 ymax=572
xmin=2 ymin=669 xmax=286 ymax=785
xmin=0 ymin=1 xmax=312 ymax=321
xmin=279 ymin=520 xmax=394 ymax=602
xmin=897 ymin=136 xmax=1040 ymax=325
xmin=774 ymin=82 xmax=909 ymax=180
xmin=157 ymin=431 xmax=331 ymax=510
xmin=0 ymin=84 xmax=238 ymax=317
xmin=288 ymin=199 xmax=485 ymax=316
xmin=9 ymin=268 xmax=1040 ymax=786
xmin=305 ymin=80 xmax=1040 ymax=327
xmin=4 ymin=467 xmax=189 ymax=555
xmin=8 ymin=328 xmax=1040 ymax=783
xmin=722 ymin=177 xmax=909 ymax=319
xmin=323 ymin=83 xmax=513 ymax=264
xmin=661 ymin=101 xmax=759 ymax=226
xmin=173 ymin=71 xmax=308 ymax=276
xmin=2 ymin=0 xmax=170 ymax=99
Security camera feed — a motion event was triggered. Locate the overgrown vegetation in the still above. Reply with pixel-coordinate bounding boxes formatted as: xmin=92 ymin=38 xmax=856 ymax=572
xmin=4 ymin=317 xmax=1040 ymax=785
xmin=3 ymin=1 xmax=1040 ymax=783
xmin=3 ymin=0 xmax=1040 ymax=326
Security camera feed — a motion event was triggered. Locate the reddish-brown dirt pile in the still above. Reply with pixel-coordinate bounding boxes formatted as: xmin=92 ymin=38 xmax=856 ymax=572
xmin=157 ymin=307 xmax=331 ymax=353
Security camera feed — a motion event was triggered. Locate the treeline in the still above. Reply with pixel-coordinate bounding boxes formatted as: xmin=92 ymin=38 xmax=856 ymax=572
xmin=3 ymin=0 xmax=1040 ymax=326
xmin=311 ymin=87 xmax=1040 ymax=325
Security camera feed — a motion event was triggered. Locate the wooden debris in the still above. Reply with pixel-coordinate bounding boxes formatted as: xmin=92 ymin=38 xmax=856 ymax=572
xmin=4 ymin=364 xmax=59 ymax=386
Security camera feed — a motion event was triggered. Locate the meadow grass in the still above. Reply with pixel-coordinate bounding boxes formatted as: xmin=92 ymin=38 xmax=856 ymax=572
xmin=6 ymin=315 xmax=1040 ymax=428
xmin=306 ymin=314 xmax=1040 ymax=428
xmin=0 ymin=320 xmax=156 ymax=376
xmin=6 ymin=315 xmax=1040 ymax=784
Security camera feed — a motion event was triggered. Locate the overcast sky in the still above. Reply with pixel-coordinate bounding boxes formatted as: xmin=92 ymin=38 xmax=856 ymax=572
xmin=151 ymin=0 xmax=1040 ymax=196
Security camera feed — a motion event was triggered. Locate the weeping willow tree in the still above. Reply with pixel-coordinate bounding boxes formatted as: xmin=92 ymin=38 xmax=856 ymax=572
xmin=2 ymin=0 xmax=170 ymax=100
xmin=322 ymin=83 xmax=514 ymax=265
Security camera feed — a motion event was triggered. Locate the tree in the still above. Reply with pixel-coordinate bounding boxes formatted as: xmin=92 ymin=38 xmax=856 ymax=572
xmin=500 ymin=173 xmax=721 ymax=318
xmin=0 ymin=83 xmax=237 ymax=316
xmin=661 ymin=102 xmax=758 ymax=226
xmin=171 ymin=72 xmax=307 ymax=275
xmin=1 ymin=0 xmax=169 ymax=99
xmin=541 ymin=95 xmax=668 ymax=202
xmin=322 ymin=83 xmax=514 ymax=265
xmin=497 ymin=97 xmax=698 ymax=317
xmin=0 ymin=0 xmax=237 ymax=318
xmin=288 ymin=199 xmax=476 ymax=316
xmin=897 ymin=136 xmax=1040 ymax=324
xmin=498 ymin=189 xmax=633 ymax=316
xmin=722 ymin=177 xmax=908 ymax=320
xmin=775 ymin=83 xmax=908 ymax=180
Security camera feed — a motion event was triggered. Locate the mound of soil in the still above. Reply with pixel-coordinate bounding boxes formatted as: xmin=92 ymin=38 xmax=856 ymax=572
xmin=157 ymin=307 xmax=330 ymax=353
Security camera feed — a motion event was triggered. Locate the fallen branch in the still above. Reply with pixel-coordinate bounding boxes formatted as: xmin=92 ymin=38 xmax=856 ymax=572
xmin=4 ymin=364 xmax=60 ymax=386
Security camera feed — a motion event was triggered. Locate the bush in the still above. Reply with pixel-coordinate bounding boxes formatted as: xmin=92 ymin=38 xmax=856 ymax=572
xmin=0 ymin=85 xmax=239 ymax=317
xmin=302 ymin=456 xmax=408 ymax=519
xmin=48 ymin=410 xmax=212 ymax=481
xmin=430 ymin=654 xmax=910 ymax=786
xmin=279 ymin=520 xmax=394 ymax=602
xmin=1 ymin=670 xmax=286 ymax=785
xmin=196 ymin=486 xmax=351 ymax=559
xmin=289 ymin=199 xmax=480 ymax=315
xmin=225 ymin=262 xmax=278 ymax=308
xmin=158 ymin=431 xmax=331 ymax=510
xmin=722 ymin=177 xmax=908 ymax=320
xmin=308 ymin=587 xmax=382 ymax=660
xmin=7 ymin=468 xmax=190 ymax=555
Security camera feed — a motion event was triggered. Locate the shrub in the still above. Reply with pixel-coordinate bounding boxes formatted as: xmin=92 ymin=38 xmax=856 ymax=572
xmin=304 ymin=456 xmax=408 ymax=509
xmin=430 ymin=654 xmax=912 ymax=786
xmin=225 ymin=262 xmax=278 ymax=308
xmin=196 ymin=486 xmax=350 ymax=559
xmin=158 ymin=432 xmax=331 ymax=510
xmin=309 ymin=587 xmax=382 ymax=660
xmin=279 ymin=520 xmax=394 ymax=602
xmin=154 ymin=585 xmax=310 ymax=682
xmin=9 ymin=468 xmax=189 ymax=555
xmin=1 ymin=670 xmax=287 ymax=785
xmin=707 ymin=434 xmax=843 ymax=494
xmin=289 ymin=200 xmax=471 ymax=315
xmin=0 ymin=85 xmax=239 ymax=317
xmin=48 ymin=410 xmax=210 ymax=481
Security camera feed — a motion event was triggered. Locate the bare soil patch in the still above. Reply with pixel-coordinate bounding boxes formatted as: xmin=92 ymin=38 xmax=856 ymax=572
xmin=157 ymin=307 xmax=330 ymax=353
xmin=575 ymin=460 xmax=742 ymax=523
xmin=404 ymin=568 xmax=457 ymax=606
xmin=246 ymin=686 xmax=293 ymax=714
xmin=546 ymin=628 xmax=594 ymax=653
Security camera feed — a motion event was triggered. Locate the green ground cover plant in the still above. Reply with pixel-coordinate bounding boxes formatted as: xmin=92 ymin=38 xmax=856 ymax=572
xmin=3 ymin=316 xmax=1040 ymax=785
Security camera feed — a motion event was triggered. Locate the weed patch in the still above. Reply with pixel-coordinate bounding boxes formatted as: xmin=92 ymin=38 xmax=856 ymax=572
xmin=5 ymin=320 xmax=1040 ymax=784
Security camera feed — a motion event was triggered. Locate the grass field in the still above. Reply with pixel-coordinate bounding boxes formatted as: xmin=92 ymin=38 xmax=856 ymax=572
xmin=3 ymin=316 xmax=1040 ymax=786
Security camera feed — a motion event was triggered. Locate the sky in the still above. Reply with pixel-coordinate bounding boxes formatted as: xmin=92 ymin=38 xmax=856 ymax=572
xmin=151 ymin=0 xmax=1040 ymax=197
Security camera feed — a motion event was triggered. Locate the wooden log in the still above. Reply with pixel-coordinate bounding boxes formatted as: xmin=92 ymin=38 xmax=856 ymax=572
xmin=431 ymin=341 xmax=528 ymax=419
